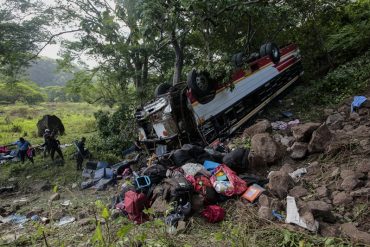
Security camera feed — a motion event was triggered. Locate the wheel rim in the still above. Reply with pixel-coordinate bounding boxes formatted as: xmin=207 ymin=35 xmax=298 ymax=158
xmin=196 ymin=75 xmax=208 ymax=91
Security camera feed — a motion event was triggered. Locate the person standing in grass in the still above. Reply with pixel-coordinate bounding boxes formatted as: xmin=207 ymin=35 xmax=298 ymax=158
xmin=14 ymin=137 xmax=34 ymax=164
xmin=75 ymin=137 xmax=89 ymax=170
xmin=41 ymin=129 xmax=51 ymax=158
xmin=49 ymin=131 xmax=64 ymax=163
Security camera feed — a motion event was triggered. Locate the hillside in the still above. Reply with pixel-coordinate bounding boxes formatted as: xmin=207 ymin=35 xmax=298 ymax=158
xmin=24 ymin=58 xmax=74 ymax=87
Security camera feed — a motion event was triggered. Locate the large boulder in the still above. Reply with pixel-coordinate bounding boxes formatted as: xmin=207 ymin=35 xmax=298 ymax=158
xmin=291 ymin=123 xmax=321 ymax=142
xmin=249 ymin=133 xmax=282 ymax=169
xmin=308 ymin=124 xmax=332 ymax=153
xmin=243 ymin=120 xmax=271 ymax=138
xmin=37 ymin=115 xmax=65 ymax=137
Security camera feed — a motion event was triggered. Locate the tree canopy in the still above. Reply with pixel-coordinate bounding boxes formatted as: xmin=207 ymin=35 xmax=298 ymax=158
xmin=1 ymin=0 xmax=369 ymax=105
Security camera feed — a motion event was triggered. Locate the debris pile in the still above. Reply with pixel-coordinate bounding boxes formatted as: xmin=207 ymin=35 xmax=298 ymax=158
xmin=1 ymin=96 xmax=370 ymax=245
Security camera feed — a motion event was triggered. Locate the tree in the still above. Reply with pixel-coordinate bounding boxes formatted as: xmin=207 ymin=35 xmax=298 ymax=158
xmin=54 ymin=0 xmax=169 ymax=104
xmin=0 ymin=0 xmax=81 ymax=81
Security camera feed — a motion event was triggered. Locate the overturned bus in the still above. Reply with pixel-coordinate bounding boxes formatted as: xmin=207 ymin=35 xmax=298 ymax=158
xmin=135 ymin=43 xmax=303 ymax=149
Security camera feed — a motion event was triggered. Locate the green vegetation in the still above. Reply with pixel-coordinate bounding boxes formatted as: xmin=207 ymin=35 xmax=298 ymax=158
xmin=0 ymin=81 xmax=46 ymax=104
xmin=1 ymin=0 xmax=370 ymax=246
xmin=0 ymin=102 xmax=109 ymax=145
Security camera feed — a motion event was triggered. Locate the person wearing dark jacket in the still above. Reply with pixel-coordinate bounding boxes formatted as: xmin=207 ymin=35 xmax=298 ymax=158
xmin=41 ymin=129 xmax=51 ymax=158
xmin=49 ymin=131 xmax=64 ymax=163
xmin=76 ymin=137 xmax=88 ymax=170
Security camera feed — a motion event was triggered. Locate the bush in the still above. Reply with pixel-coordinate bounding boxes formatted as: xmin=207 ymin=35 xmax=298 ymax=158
xmin=305 ymin=50 xmax=370 ymax=105
xmin=0 ymin=81 xmax=46 ymax=104
xmin=91 ymin=104 xmax=136 ymax=156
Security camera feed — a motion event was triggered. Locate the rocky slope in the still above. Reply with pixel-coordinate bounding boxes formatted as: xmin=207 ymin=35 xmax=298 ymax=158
xmin=239 ymin=97 xmax=370 ymax=244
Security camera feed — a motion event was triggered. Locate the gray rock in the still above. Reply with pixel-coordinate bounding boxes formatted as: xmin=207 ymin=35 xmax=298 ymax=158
xmin=316 ymin=186 xmax=328 ymax=198
xmin=326 ymin=113 xmax=344 ymax=128
xmin=323 ymin=109 xmax=334 ymax=117
xmin=49 ymin=193 xmax=60 ymax=202
xmin=320 ymin=223 xmax=340 ymax=237
xmin=243 ymin=120 xmax=271 ymax=138
xmin=290 ymin=142 xmax=308 ymax=159
xmin=305 ymin=200 xmax=335 ymax=223
xmin=289 ymin=186 xmax=308 ymax=198
xmin=307 ymin=161 xmax=320 ymax=175
xmin=356 ymin=159 xmax=370 ymax=173
xmin=366 ymin=180 xmax=370 ymax=188
xmin=258 ymin=194 xmax=271 ymax=207
xmin=341 ymin=176 xmax=360 ymax=191
xmin=330 ymin=168 xmax=340 ymax=178
xmin=340 ymin=223 xmax=370 ymax=244
xmin=258 ymin=206 xmax=273 ymax=220
xmin=340 ymin=170 xmax=356 ymax=179
xmin=358 ymin=108 xmax=368 ymax=116
xmin=349 ymin=112 xmax=360 ymax=122
xmin=306 ymin=201 xmax=332 ymax=216
xmin=291 ymin=123 xmax=321 ymax=142
xmin=343 ymin=125 xmax=354 ymax=132
xmin=250 ymin=133 xmax=282 ymax=167
xmin=267 ymin=171 xmax=294 ymax=199
xmin=281 ymin=136 xmax=295 ymax=147
xmin=332 ymin=191 xmax=353 ymax=205
xmin=279 ymin=163 xmax=295 ymax=174
xmin=308 ymin=124 xmax=333 ymax=153
xmin=350 ymin=188 xmax=370 ymax=197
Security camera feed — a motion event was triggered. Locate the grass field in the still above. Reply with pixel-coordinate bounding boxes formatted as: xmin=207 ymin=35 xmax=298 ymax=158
xmin=0 ymin=102 xmax=111 ymax=145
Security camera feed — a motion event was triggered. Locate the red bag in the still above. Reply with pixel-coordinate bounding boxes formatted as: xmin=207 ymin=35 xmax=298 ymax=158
xmin=201 ymin=205 xmax=225 ymax=223
xmin=27 ymin=148 xmax=35 ymax=158
xmin=124 ymin=191 xmax=148 ymax=224
xmin=0 ymin=146 xmax=9 ymax=154
xmin=186 ymin=175 xmax=217 ymax=204
xmin=210 ymin=164 xmax=248 ymax=197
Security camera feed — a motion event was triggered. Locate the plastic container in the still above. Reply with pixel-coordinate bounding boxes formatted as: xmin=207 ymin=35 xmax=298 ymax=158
xmin=203 ymin=160 xmax=220 ymax=173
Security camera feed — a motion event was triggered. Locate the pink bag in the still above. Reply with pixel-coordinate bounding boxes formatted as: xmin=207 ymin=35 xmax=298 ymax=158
xmin=210 ymin=164 xmax=248 ymax=196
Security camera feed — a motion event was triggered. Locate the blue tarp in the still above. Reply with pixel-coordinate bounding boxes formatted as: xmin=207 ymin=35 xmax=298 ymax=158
xmin=351 ymin=96 xmax=367 ymax=112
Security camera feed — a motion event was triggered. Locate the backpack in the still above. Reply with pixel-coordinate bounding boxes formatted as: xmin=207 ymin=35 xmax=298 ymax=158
xmin=142 ymin=164 xmax=167 ymax=184
xmin=124 ymin=191 xmax=148 ymax=224
xmin=162 ymin=176 xmax=193 ymax=203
